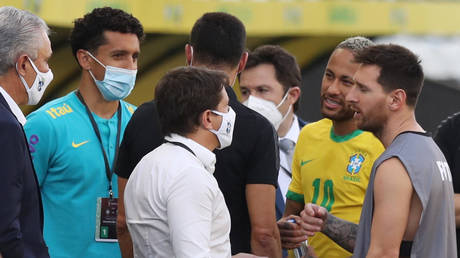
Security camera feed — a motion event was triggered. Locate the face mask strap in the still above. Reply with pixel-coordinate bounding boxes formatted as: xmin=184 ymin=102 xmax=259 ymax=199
xmin=16 ymin=66 xmax=31 ymax=93
xmin=279 ymin=104 xmax=292 ymax=125
xmin=15 ymin=58 xmax=35 ymax=94
xmin=185 ymin=45 xmax=193 ymax=67
xmin=26 ymin=56 xmax=42 ymax=74
xmin=229 ymin=73 xmax=239 ymax=87
xmin=86 ymin=51 xmax=106 ymax=69
xmin=276 ymin=89 xmax=290 ymax=109
xmin=88 ymin=70 xmax=99 ymax=83
xmin=189 ymin=46 xmax=193 ymax=66
xmin=209 ymin=109 xmax=224 ymax=132
xmin=211 ymin=107 xmax=234 ymax=130
xmin=211 ymin=110 xmax=227 ymax=116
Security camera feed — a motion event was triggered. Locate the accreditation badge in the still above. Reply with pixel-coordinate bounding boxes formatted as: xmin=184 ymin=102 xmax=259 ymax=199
xmin=95 ymin=197 xmax=118 ymax=242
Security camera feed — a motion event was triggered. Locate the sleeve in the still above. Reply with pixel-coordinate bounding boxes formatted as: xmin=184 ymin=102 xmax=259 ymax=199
xmin=115 ymin=112 xmax=136 ymax=179
xmin=286 ymin=130 xmax=305 ymax=203
xmin=167 ymin=168 xmax=215 ymax=258
xmin=115 ymin=101 xmax=163 ymax=179
xmin=24 ymin=111 xmax=56 ymax=186
xmin=246 ymin=118 xmax=279 ymax=186
xmin=0 ymin=121 xmax=25 ymax=257
xmin=434 ymin=113 xmax=460 ymax=193
xmin=434 ymin=113 xmax=459 ymax=167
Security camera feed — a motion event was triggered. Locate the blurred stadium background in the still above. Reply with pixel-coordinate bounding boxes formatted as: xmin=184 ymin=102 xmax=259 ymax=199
xmin=5 ymin=0 xmax=460 ymax=132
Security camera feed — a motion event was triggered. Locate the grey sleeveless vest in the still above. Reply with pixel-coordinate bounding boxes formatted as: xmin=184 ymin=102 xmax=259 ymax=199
xmin=353 ymin=132 xmax=456 ymax=258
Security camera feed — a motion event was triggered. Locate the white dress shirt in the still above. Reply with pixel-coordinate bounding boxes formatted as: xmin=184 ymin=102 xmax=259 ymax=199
xmin=0 ymin=86 xmax=26 ymax=126
xmin=124 ymin=133 xmax=231 ymax=258
xmin=278 ymin=115 xmax=301 ymax=202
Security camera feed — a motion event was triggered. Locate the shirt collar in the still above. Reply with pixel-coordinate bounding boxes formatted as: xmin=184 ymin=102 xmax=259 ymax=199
xmin=280 ymin=115 xmax=300 ymax=144
xmin=165 ymin=133 xmax=217 ymax=174
xmin=0 ymin=86 xmax=26 ymax=126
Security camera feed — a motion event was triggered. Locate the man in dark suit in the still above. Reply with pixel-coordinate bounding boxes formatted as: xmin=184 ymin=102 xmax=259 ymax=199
xmin=239 ymin=45 xmax=306 ymax=220
xmin=0 ymin=6 xmax=53 ymax=258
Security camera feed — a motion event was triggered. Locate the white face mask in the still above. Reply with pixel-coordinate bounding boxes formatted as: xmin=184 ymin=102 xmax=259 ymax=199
xmin=17 ymin=56 xmax=54 ymax=105
xmin=210 ymin=107 xmax=236 ymax=150
xmin=243 ymin=91 xmax=291 ymax=130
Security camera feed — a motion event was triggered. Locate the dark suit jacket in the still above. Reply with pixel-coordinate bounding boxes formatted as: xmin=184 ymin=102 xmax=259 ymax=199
xmin=275 ymin=117 xmax=308 ymax=220
xmin=0 ymin=94 xmax=49 ymax=258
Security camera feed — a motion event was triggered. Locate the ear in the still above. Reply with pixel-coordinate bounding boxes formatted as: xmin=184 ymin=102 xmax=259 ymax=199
xmin=76 ymin=49 xmax=92 ymax=70
xmin=237 ymin=51 xmax=248 ymax=73
xmin=200 ymin=109 xmax=215 ymax=130
xmin=388 ymin=89 xmax=406 ymax=111
xmin=16 ymin=55 xmax=29 ymax=77
xmin=287 ymin=86 xmax=301 ymax=105
xmin=185 ymin=44 xmax=193 ymax=66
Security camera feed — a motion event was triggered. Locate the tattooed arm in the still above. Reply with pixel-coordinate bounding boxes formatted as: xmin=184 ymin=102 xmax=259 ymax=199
xmin=299 ymin=203 xmax=357 ymax=253
xmin=321 ymin=213 xmax=358 ymax=253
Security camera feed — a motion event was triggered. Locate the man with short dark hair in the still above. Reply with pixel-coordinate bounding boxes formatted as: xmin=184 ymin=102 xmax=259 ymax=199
xmin=124 ymin=67 xmax=237 ymax=257
xmin=300 ymin=44 xmax=456 ymax=257
xmin=186 ymin=16 xmax=281 ymax=256
xmin=277 ymin=37 xmax=384 ymax=258
xmin=239 ymin=45 xmax=305 ymax=221
xmin=0 ymin=6 xmax=52 ymax=258
xmin=115 ymin=12 xmax=281 ymax=257
xmin=24 ymin=7 xmax=144 ymax=258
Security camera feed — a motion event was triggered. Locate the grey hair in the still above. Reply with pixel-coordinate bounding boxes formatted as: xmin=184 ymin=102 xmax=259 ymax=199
xmin=0 ymin=6 xmax=50 ymax=75
xmin=336 ymin=36 xmax=375 ymax=55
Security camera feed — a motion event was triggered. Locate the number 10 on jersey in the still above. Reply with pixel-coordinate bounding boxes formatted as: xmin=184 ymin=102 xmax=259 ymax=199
xmin=311 ymin=178 xmax=334 ymax=211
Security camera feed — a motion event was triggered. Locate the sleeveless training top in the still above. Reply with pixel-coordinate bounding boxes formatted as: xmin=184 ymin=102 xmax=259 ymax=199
xmin=353 ymin=132 xmax=456 ymax=258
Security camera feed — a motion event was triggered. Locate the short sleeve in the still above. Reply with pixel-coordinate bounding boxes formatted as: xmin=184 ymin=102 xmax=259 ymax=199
xmin=434 ymin=112 xmax=460 ymax=193
xmin=245 ymin=119 xmax=279 ymax=186
xmin=287 ymin=130 xmax=305 ymax=203
xmin=115 ymin=101 xmax=163 ymax=179
xmin=24 ymin=110 xmax=56 ymax=186
xmin=434 ymin=113 xmax=460 ymax=167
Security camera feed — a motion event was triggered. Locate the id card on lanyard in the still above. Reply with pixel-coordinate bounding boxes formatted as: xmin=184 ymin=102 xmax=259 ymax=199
xmin=76 ymin=91 xmax=121 ymax=242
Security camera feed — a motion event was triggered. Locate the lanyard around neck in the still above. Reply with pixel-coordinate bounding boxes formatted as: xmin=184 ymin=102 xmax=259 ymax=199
xmin=75 ymin=91 xmax=121 ymax=198
xmin=165 ymin=140 xmax=196 ymax=157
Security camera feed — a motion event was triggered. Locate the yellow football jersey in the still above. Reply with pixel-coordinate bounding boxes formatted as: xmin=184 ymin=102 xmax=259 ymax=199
xmin=287 ymin=118 xmax=384 ymax=258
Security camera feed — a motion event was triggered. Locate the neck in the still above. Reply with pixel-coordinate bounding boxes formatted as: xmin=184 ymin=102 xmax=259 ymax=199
xmin=0 ymin=69 xmax=26 ymax=105
xmin=186 ymin=129 xmax=219 ymax=152
xmin=278 ymin=112 xmax=294 ymax=138
xmin=192 ymin=62 xmax=238 ymax=86
xmin=331 ymin=118 xmax=358 ymax=136
xmin=78 ymin=72 xmax=119 ymax=119
xmin=376 ymin=110 xmax=423 ymax=148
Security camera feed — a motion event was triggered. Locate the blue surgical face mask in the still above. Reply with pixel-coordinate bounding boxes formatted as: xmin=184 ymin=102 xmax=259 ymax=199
xmin=86 ymin=51 xmax=137 ymax=101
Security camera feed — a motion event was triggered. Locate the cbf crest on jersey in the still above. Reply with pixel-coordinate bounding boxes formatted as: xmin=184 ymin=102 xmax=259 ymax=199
xmin=347 ymin=154 xmax=365 ymax=175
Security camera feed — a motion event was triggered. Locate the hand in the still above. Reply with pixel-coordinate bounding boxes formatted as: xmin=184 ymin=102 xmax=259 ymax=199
xmin=299 ymin=203 xmax=327 ymax=235
xmin=233 ymin=253 xmax=267 ymax=258
xmin=302 ymin=245 xmax=318 ymax=258
xmin=277 ymin=215 xmax=309 ymax=249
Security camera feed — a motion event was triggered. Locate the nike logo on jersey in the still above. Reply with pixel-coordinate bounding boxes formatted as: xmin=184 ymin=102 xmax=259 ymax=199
xmin=72 ymin=140 xmax=89 ymax=148
xmin=300 ymin=159 xmax=313 ymax=167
